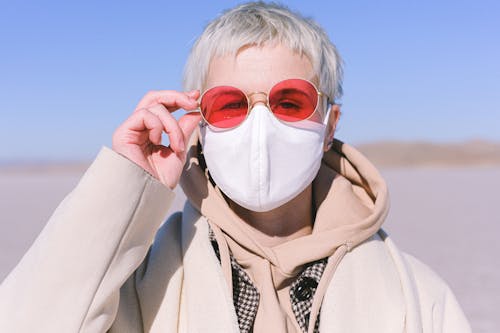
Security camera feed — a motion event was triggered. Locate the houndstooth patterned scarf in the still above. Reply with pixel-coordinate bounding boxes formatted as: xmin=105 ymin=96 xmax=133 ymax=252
xmin=209 ymin=227 xmax=326 ymax=333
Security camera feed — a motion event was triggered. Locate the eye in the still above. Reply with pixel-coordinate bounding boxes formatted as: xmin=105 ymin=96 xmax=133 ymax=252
xmin=278 ymin=100 xmax=301 ymax=110
xmin=273 ymin=99 xmax=304 ymax=114
xmin=221 ymin=102 xmax=245 ymax=110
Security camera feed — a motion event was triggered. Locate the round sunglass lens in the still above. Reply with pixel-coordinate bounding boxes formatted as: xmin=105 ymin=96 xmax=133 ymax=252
xmin=200 ymin=86 xmax=248 ymax=129
xmin=269 ymin=79 xmax=318 ymax=122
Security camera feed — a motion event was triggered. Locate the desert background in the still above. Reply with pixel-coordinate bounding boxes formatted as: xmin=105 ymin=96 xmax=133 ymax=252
xmin=1 ymin=1 xmax=499 ymax=332
xmin=1 ymin=141 xmax=499 ymax=332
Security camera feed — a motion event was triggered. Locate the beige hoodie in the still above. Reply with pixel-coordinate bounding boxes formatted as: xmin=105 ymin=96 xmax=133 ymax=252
xmin=180 ymin=135 xmax=390 ymax=333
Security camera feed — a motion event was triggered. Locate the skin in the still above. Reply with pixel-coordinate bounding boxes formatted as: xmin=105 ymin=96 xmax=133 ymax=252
xmin=112 ymin=43 xmax=340 ymax=247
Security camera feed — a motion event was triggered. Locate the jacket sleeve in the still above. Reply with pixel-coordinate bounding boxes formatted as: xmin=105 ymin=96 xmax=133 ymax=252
xmin=0 ymin=147 xmax=175 ymax=333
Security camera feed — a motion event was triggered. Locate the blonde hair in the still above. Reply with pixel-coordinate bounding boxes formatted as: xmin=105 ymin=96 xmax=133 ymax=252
xmin=183 ymin=1 xmax=343 ymax=106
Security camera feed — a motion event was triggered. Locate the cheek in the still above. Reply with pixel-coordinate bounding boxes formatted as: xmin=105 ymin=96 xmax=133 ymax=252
xmin=311 ymin=97 xmax=329 ymax=124
xmin=309 ymin=111 xmax=323 ymax=123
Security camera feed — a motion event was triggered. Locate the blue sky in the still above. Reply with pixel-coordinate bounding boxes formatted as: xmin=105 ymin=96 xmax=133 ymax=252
xmin=0 ymin=0 xmax=499 ymax=161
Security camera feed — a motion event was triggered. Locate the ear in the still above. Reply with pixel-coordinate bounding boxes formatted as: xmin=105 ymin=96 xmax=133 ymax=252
xmin=323 ymin=104 xmax=341 ymax=152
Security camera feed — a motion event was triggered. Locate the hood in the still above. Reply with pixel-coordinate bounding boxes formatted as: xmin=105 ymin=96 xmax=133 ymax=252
xmin=180 ymin=131 xmax=390 ymax=276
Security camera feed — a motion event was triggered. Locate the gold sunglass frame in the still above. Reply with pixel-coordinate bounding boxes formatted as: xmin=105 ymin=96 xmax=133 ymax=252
xmin=193 ymin=78 xmax=331 ymax=130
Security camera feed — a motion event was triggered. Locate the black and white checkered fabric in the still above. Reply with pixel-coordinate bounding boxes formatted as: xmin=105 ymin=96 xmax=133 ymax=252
xmin=209 ymin=226 xmax=327 ymax=333
xmin=289 ymin=259 xmax=327 ymax=332
xmin=209 ymin=227 xmax=259 ymax=332
xmin=230 ymin=254 xmax=260 ymax=333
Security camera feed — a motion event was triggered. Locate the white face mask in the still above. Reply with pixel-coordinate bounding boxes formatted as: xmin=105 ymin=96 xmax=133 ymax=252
xmin=200 ymin=104 xmax=327 ymax=212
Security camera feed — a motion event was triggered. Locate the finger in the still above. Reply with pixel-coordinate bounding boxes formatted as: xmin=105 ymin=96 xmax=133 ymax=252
xmin=143 ymin=113 xmax=164 ymax=145
xmin=186 ymin=90 xmax=200 ymax=99
xmin=146 ymin=104 xmax=186 ymax=153
xmin=135 ymin=90 xmax=199 ymax=113
xmin=121 ymin=108 xmax=164 ymax=145
xmin=156 ymin=91 xmax=199 ymax=112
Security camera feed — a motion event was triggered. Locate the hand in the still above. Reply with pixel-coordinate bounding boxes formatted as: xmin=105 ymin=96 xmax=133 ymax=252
xmin=112 ymin=90 xmax=201 ymax=189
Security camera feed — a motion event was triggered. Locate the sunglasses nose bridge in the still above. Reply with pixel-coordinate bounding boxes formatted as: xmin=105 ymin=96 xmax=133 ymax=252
xmin=247 ymin=91 xmax=269 ymax=110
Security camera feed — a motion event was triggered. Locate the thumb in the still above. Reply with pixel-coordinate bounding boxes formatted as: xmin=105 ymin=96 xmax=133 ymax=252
xmin=178 ymin=112 xmax=202 ymax=144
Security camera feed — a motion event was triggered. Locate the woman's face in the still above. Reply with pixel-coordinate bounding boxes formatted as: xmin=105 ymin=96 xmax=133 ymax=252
xmin=204 ymin=44 xmax=324 ymax=124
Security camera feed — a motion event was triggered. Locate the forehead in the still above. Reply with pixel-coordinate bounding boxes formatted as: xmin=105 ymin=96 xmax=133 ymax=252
xmin=205 ymin=44 xmax=316 ymax=92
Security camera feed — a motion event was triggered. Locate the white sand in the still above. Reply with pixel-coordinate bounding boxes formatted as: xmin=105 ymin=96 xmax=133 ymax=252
xmin=1 ymin=166 xmax=499 ymax=332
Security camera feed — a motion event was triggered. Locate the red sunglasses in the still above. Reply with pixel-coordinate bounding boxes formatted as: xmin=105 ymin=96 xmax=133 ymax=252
xmin=197 ymin=78 xmax=329 ymax=129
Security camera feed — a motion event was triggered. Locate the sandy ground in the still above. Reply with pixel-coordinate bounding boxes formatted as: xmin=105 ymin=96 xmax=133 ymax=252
xmin=1 ymin=165 xmax=499 ymax=332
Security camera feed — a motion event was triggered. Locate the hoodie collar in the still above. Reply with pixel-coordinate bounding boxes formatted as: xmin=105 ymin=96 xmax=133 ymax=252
xmin=180 ymin=132 xmax=389 ymax=276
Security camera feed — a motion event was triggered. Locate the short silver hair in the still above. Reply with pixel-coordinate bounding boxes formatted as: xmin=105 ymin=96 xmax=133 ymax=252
xmin=183 ymin=1 xmax=343 ymax=107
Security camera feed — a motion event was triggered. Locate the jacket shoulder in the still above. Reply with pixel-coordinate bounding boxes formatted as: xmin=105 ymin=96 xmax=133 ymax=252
xmin=375 ymin=230 xmax=471 ymax=332
xmin=402 ymin=253 xmax=472 ymax=332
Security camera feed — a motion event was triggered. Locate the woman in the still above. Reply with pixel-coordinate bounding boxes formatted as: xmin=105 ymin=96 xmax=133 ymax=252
xmin=0 ymin=2 xmax=470 ymax=332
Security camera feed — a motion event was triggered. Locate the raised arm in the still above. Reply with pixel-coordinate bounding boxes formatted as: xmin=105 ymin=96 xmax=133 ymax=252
xmin=0 ymin=90 xmax=201 ymax=332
